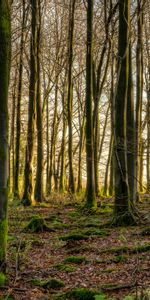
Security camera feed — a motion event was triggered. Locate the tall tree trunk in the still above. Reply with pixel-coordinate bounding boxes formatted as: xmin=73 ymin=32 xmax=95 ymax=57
xmin=10 ymin=72 xmax=17 ymax=195
xmin=113 ymin=0 xmax=135 ymax=225
xmin=104 ymin=135 xmax=113 ymax=196
xmin=77 ymin=117 xmax=85 ymax=193
xmin=22 ymin=0 xmax=37 ymax=205
xmin=85 ymin=0 xmax=96 ymax=208
xmin=127 ymin=45 xmax=136 ymax=203
xmin=34 ymin=0 xmax=44 ymax=202
xmin=147 ymin=88 xmax=150 ymax=192
xmin=48 ymin=77 xmax=58 ymax=194
xmin=59 ymin=81 xmax=67 ymax=193
xmin=14 ymin=0 xmax=26 ymax=198
xmin=109 ymin=49 xmax=115 ymax=196
xmin=67 ymin=0 xmax=76 ymax=193
xmin=46 ymin=94 xmax=49 ymax=195
xmin=135 ymin=0 xmax=143 ymax=200
xmin=0 ymin=0 xmax=11 ymax=273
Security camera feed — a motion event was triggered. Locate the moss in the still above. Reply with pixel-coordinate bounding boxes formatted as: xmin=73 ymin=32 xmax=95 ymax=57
xmin=59 ymin=233 xmax=89 ymax=242
xmin=113 ymin=255 xmax=127 ymax=263
xmin=83 ymin=228 xmax=109 ymax=237
xmin=0 ymin=220 xmax=7 ymax=263
xmin=64 ymin=256 xmax=87 ymax=264
xmin=65 ymin=288 xmax=101 ymax=300
xmin=0 ymin=272 xmax=6 ymax=287
xmin=54 ymin=263 xmax=76 ymax=273
xmin=101 ymin=268 xmax=115 ymax=274
xmin=67 ymin=245 xmax=89 ymax=254
xmin=100 ymin=244 xmax=150 ymax=255
xmin=31 ymin=278 xmax=65 ymax=289
xmin=24 ymin=215 xmax=54 ymax=233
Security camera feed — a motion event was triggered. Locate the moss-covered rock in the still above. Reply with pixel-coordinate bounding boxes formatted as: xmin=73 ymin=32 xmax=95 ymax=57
xmin=31 ymin=278 xmax=65 ymax=289
xmin=24 ymin=216 xmax=54 ymax=233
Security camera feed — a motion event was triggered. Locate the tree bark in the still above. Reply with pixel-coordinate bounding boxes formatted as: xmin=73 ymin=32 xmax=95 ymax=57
xmin=34 ymin=0 xmax=44 ymax=202
xmin=113 ymin=0 xmax=135 ymax=225
xmin=14 ymin=0 xmax=26 ymax=198
xmin=0 ymin=0 xmax=11 ymax=273
xmin=85 ymin=0 xmax=96 ymax=208
xmin=67 ymin=0 xmax=76 ymax=193
xmin=22 ymin=0 xmax=37 ymax=205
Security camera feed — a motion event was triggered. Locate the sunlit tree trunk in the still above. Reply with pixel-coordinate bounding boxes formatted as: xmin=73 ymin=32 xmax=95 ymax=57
xmin=85 ymin=0 xmax=96 ymax=208
xmin=48 ymin=77 xmax=58 ymax=193
xmin=127 ymin=45 xmax=136 ymax=203
xmin=22 ymin=0 xmax=37 ymax=205
xmin=59 ymin=80 xmax=67 ymax=193
xmin=14 ymin=0 xmax=26 ymax=198
xmin=0 ymin=0 xmax=11 ymax=273
xmin=67 ymin=0 xmax=76 ymax=193
xmin=34 ymin=0 xmax=44 ymax=202
xmin=10 ymin=72 xmax=17 ymax=194
xmin=147 ymin=88 xmax=150 ymax=192
xmin=135 ymin=0 xmax=143 ymax=200
xmin=104 ymin=135 xmax=113 ymax=196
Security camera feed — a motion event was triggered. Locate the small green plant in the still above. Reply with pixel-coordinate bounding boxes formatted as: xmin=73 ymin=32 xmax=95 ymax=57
xmin=0 ymin=272 xmax=6 ymax=287
xmin=64 ymin=256 xmax=87 ymax=264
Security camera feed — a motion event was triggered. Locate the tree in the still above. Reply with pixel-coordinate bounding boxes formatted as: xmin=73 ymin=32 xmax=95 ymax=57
xmin=22 ymin=0 xmax=37 ymax=205
xmin=67 ymin=0 xmax=76 ymax=193
xmin=135 ymin=0 xmax=144 ymax=199
xmin=34 ymin=0 xmax=44 ymax=202
xmin=14 ymin=0 xmax=26 ymax=198
xmin=0 ymin=0 xmax=11 ymax=273
xmin=85 ymin=0 xmax=96 ymax=208
xmin=113 ymin=0 xmax=136 ymax=225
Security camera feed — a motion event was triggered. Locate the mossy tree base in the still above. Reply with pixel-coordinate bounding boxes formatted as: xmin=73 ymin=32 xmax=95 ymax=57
xmin=24 ymin=216 xmax=55 ymax=233
xmin=112 ymin=210 xmax=138 ymax=227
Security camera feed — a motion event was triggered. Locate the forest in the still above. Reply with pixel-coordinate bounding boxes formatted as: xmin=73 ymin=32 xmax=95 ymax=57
xmin=0 ymin=0 xmax=150 ymax=299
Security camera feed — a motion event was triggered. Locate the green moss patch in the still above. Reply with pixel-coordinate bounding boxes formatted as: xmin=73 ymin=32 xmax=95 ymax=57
xmin=83 ymin=228 xmax=109 ymax=237
xmin=65 ymin=288 xmax=102 ymax=300
xmin=24 ymin=215 xmax=55 ymax=233
xmin=64 ymin=256 xmax=87 ymax=264
xmin=31 ymin=278 xmax=65 ymax=289
xmin=59 ymin=233 xmax=89 ymax=242
xmin=100 ymin=244 xmax=150 ymax=255
xmin=0 ymin=272 xmax=6 ymax=287
xmin=113 ymin=255 xmax=127 ymax=263
xmin=54 ymin=263 xmax=76 ymax=272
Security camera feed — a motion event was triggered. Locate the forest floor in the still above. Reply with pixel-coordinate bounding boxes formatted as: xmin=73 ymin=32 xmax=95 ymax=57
xmin=1 ymin=193 xmax=150 ymax=300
